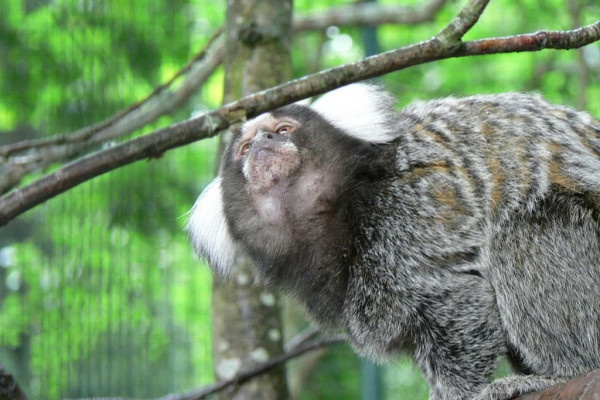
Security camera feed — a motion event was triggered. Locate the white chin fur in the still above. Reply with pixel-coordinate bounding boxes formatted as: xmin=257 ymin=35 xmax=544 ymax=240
xmin=311 ymin=83 xmax=398 ymax=143
xmin=186 ymin=177 xmax=236 ymax=275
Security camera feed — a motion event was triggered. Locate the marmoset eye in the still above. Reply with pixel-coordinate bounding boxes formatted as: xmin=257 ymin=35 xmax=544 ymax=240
xmin=240 ymin=142 xmax=251 ymax=155
xmin=276 ymin=125 xmax=292 ymax=135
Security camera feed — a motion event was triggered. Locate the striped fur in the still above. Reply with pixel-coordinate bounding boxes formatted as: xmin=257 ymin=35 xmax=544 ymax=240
xmin=188 ymin=85 xmax=600 ymax=400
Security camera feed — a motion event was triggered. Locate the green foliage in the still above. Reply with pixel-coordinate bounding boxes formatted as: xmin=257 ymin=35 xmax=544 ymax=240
xmin=384 ymin=359 xmax=429 ymax=400
xmin=0 ymin=0 xmax=224 ymax=397
xmin=2 ymin=143 xmax=217 ymax=397
xmin=294 ymin=346 xmax=362 ymax=400
xmin=0 ymin=0 xmax=224 ymax=133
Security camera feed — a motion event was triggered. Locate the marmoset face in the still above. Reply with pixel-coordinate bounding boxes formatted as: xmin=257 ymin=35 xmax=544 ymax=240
xmin=232 ymin=113 xmax=302 ymax=193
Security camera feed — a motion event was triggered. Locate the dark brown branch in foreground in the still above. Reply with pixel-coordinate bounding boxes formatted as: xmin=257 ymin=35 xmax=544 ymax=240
xmin=181 ymin=367 xmax=600 ymax=400
xmin=0 ymin=364 xmax=28 ymax=400
xmin=516 ymin=369 xmax=600 ymax=400
xmin=0 ymin=11 xmax=599 ymax=225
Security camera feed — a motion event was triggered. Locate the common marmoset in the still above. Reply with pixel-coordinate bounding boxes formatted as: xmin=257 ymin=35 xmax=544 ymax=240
xmin=187 ymin=84 xmax=600 ymax=400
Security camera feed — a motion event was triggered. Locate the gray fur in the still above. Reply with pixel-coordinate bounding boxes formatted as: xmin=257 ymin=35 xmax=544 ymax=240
xmin=188 ymin=84 xmax=600 ymax=400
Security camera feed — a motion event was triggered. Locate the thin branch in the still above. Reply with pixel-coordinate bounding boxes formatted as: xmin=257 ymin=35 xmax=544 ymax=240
xmin=293 ymin=0 xmax=449 ymax=31
xmin=458 ymin=23 xmax=600 ymax=54
xmin=0 ymin=15 xmax=599 ymax=225
xmin=70 ymin=335 xmax=345 ymax=400
xmin=284 ymin=326 xmax=319 ymax=352
xmin=435 ymin=0 xmax=490 ymax=45
xmin=172 ymin=335 xmax=345 ymax=400
xmin=0 ymin=28 xmax=225 ymax=194
xmin=0 ymin=27 xmax=224 ymax=158
xmin=0 ymin=0 xmax=452 ymax=195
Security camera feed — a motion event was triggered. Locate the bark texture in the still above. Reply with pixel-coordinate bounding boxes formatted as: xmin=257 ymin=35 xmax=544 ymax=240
xmin=517 ymin=370 xmax=600 ymax=400
xmin=210 ymin=0 xmax=292 ymax=399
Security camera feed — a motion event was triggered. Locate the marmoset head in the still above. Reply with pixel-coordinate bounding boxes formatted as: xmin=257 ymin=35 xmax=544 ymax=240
xmin=187 ymin=84 xmax=397 ymax=277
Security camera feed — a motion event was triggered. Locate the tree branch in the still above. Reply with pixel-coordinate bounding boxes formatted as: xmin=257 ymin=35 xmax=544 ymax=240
xmin=435 ymin=0 xmax=490 ymax=45
xmin=0 ymin=28 xmax=225 ymax=194
xmin=0 ymin=0 xmax=452 ymax=195
xmin=0 ymin=8 xmax=598 ymax=225
xmin=0 ymin=27 xmax=225 ymax=159
xmin=516 ymin=369 xmax=600 ymax=399
xmin=173 ymin=335 xmax=344 ymax=400
xmin=293 ymin=0 xmax=449 ymax=31
xmin=70 ymin=335 xmax=345 ymax=400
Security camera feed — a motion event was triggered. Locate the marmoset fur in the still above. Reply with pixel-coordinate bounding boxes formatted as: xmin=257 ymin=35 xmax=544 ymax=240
xmin=188 ymin=84 xmax=600 ymax=400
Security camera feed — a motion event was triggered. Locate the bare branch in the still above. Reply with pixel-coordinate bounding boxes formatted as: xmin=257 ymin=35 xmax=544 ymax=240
xmin=0 ymin=13 xmax=598 ymax=225
xmin=0 ymin=27 xmax=224 ymax=158
xmin=173 ymin=335 xmax=345 ymax=400
xmin=458 ymin=23 xmax=600 ymax=54
xmin=293 ymin=0 xmax=449 ymax=31
xmin=0 ymin=0 xmax=452 ymax=194
xmin=0 ymin=28 xmax=225 ymax=194
xmin=284 ymin=327 xmax=319 ymax=352
xmin=435 ymin=0 xmax=490 ymax=45
xmin=70 ymin=335 xmax=345 ymax=400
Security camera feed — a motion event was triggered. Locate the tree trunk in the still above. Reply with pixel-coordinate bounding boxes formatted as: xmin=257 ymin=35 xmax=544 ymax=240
xmin=210 ymin=0 xmax=292 ymax=399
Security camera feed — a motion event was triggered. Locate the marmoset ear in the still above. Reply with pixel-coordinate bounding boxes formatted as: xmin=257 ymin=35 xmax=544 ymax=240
xmin=187 ymin=177 xmax=237 ymax=276
xmin=311 ymin=84 xmax=398 ymax=143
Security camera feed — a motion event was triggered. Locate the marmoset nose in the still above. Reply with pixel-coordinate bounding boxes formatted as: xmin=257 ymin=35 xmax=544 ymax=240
xmin=256 ymin=130 xmax=286 ymax=142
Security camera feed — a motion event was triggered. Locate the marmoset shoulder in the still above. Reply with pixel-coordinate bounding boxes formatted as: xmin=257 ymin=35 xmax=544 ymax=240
xmin=188 ymin=84 xmax=600 ymax=400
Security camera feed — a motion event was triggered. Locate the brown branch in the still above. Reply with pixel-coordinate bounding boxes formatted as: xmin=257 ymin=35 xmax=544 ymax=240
xmin=458 ymin=23 xmax=600 ymax=54
xmin=0 ymin=15 xmax=599 ymax=225
xmin=293 ymin=0 xmax=449 ymax=31
xmin=0 ymin=0 xmax=452 ymax=195
xmin=174 ymin=335 xmax=345 ymax=400
xmin=0 ymin=27 xmax=225 ymax=158
xmin=71 ymin=335 xmax=345 ymax=400
xmin=435 ymin=0 xmax=490 ymax=45
xmin=0 ymin=28 xmax=225 ymax=194
xmin=516 ymin=369 xmax=600 ymax=399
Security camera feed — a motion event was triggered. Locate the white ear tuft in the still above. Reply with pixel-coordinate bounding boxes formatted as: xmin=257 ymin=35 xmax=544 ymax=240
xmin=186 ymin=177 xmax=237 ymax=276
xmin=311 ymin=83 xmax=398 ymax=143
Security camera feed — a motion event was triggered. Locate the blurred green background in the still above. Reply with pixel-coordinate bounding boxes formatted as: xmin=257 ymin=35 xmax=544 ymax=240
xmin=0 ymin=0 xmax=598 ymax=398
